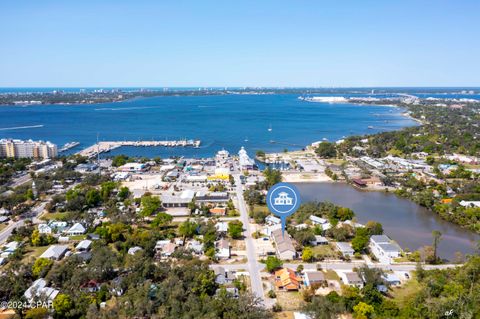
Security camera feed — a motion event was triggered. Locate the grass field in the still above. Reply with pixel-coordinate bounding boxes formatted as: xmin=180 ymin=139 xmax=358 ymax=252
xmin=324 ymin=269 xmax=341 ymax=281
xmin=22 ymin=245 xmax=49 ymax=263
xmin=40 ymin=212 xmax=69 ymax=221
xmin=390 ymin=278 xmax=422 ymax=307
xmin=312 ymin=244 xmax=336 ymax=259
xmin=276 ymin=291 xmax=304 ymax=311
xmin=69 ymin=235 xmax=87 ymax=241
xmin=252 ymin=204 xmax=269 ymax=214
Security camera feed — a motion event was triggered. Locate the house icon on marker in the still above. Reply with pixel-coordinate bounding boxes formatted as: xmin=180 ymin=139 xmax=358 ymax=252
xmin=274 ymin=192 xmax=293 ymax=205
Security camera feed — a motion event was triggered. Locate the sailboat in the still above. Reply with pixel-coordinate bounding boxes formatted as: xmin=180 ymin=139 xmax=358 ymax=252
xmin=244 ymin=136 xmax=249 ymax=142
xmin=268 ymin=124 xmax=272 ymax=132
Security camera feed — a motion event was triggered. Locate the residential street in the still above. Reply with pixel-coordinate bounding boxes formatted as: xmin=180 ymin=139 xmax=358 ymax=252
xmin=0 ymin=201 xmax=46 ymax=244
xmin=233 ymin=173 xmax=266 ymax=305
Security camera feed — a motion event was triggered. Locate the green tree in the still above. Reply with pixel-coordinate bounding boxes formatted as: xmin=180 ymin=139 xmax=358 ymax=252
xmin=353 ymin=302 xmax=374 ymax=319
xmin=32 ymin=258 xmax=53 ymax=277
xmin=118 ymin=186 xmax=130 ymax=201
xmin=30 ymin=229 xmax=42 ymax=246
xmin=25 ymin=307 xmax=49 ymax=319
xmin=302 ymin=295 xmax=345 ymax=319
xmin=265 ymin=256 xmax=283 ymax=272
xmin=351 ymin=228 xmax=370 ymax=253
xmin=100 ymin=181 xmax=117 ymax=201
xmin=263 ymin=167 xmax=282 ymax=189
xmin=53 ymin=293 xmax=74 ymax=317
xmin=151 ymin=212 xmax=173 ymax=229
xmin=315 ymin=142 xmax=336 ymax=158
xmin=302 ymin=247 xmax=314 ymax=262
xmin=365 ymin=221 xmax=383 ymax=235
xmin=26 ymin=188 xmax=35 ymax=200
xmin=179 ymin=220 xmax=197 ymax=239
xmin=112 ymin=155 xmax=129 ymax=167
xmin=228 ymin=220 xmax=243 ymax=239
xmin=140 ymin=194 xmax=161 ymax=217
xmin=85 ymin=188 xmax=101 ymax=207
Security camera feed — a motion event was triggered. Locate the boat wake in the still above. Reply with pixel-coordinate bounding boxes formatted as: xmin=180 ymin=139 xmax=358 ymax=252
xmin=0 ymin=124 xmax=44 ymax=131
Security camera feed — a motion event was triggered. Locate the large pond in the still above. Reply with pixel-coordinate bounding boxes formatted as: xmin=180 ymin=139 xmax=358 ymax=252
xmin=295 ymin=182 xmax=480 ymax=260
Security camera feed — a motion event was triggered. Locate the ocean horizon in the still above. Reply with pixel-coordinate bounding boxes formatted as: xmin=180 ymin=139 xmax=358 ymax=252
xmin=0 ymin=93 xmax=420 ymax=158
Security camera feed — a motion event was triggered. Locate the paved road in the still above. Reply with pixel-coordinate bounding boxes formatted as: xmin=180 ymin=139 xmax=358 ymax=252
xmin=284 ymin=261 xmax=460 ymax=271
xmin=8 ymin=173 xmax=32 ymax=188
xmin=0 ymin=202 xmax=46 ymax=244
xmin=212 ymin=261 xmax=460 ymax=272
xmin=233 ymin=173 xmax=266 ymax=304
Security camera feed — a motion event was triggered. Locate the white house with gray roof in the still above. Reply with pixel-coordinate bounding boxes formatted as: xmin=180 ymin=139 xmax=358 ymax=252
xmin=40 ymin=245 xmax=69 ymax=260
xmin=369 ymin=235 xmax=401 ymax=264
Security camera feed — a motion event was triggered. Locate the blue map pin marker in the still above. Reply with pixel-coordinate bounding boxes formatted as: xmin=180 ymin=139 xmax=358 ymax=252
xmin=266 ymin=182 xmax=301 ymax=236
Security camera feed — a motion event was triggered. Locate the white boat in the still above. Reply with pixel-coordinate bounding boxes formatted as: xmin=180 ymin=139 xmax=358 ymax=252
xmin=268 ymin=124 xmax=272 ymax=132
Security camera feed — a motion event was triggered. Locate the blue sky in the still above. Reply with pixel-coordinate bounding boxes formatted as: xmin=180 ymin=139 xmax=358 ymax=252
xmin=1 ymin=0 xmax=479 ymax=87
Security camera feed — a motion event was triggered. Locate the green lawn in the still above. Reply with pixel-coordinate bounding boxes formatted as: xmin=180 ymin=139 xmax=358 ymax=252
xmin=40 ymin=212 xmax=70 ymax=221
xmin=324 ymin=269 xmax=340 ymax=281
xmin=390 ymin=278 xmax=422 ymax=307
xmin=22 ymin=245 xmax=49 ymax=263
xmin=252 ymin=204 xmax=269 ymax=214
xmin=312 ymin=244 xmax=336 ymax=259
xmin=69 ymin=235 xmax=87 ymax=241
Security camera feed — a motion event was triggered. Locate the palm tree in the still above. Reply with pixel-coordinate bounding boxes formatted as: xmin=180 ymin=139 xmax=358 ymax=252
xmin=432 ymin=230 xmax=442 ymax=263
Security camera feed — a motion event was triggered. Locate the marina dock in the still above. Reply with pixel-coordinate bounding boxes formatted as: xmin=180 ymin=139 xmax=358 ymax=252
xmin=77 ymin=140 xmax=201 ymax=157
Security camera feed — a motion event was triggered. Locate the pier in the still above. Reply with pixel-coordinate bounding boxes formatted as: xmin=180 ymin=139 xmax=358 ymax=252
xmin=59 ymin=141 xmax=80 ymax=152
xmin=77 ymin=140 xmax=201 ymax=158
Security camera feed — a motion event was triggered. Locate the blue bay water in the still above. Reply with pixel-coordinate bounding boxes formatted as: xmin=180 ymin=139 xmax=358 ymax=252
xmin=0 ymin=94 xmax=416 ymax=157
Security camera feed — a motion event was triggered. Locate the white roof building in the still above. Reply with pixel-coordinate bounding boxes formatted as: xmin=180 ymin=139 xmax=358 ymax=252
xmin=266 ymin=215 xmax=281 ymax=225
xmin=335 ymin=242 xmax=354 ymax=257
xmin=271 ymin=229 xmax=296 ymax=260
xmin=238 ymin=147 xmax=255 ymax=170
xmin=40 ymin=245 xmax=69 ymax=260
xmin=215 ymin=239 xmax=230 ymax=259
xmin=75 ymin=240 xmax=92 ymax=251
xmin=24 ymin=278 xmax=59 ymax=302
xmin=66 ymin=223 xmax=86 ymax=235
xmin=309 ymin=215 xmax=327 ymax=225
xmin=215 ymin=221 xmax=228 ymax=233
xmin=369 ymin=235 xmax=402 ymax=264
xmin=38 ymin=224 xmax=52 ymax=234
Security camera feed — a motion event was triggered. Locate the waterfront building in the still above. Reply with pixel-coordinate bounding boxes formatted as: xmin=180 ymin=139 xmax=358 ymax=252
xmin=0 ymin=139 xmax=57 ymax=159
xmin=238 ymin=147 xmax=255 ymax=170
xmin=369 ymin=235 xmax=402 ymax=264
